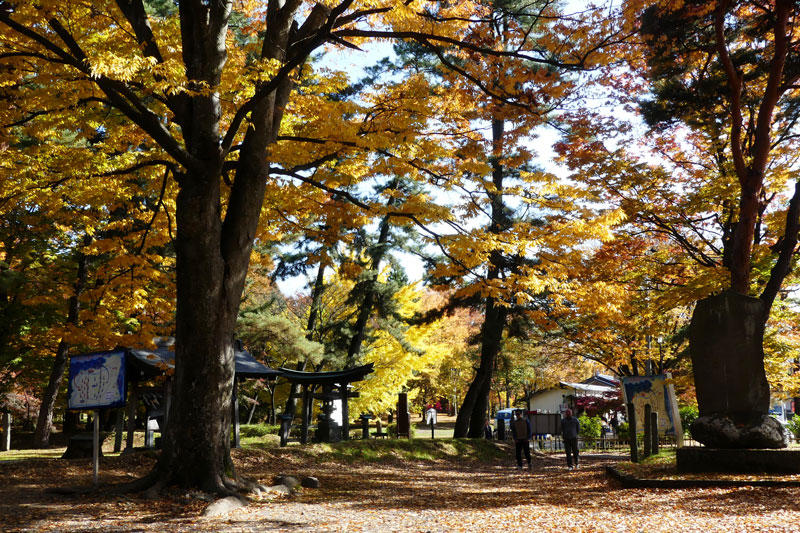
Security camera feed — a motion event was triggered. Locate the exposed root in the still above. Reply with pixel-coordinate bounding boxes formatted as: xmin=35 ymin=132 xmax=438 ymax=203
xmin=113 ymin=470 xmax=160 ymax=495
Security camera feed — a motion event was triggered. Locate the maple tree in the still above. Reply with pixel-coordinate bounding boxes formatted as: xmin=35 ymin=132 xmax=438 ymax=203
xmin=548 ymin=233 xmax=694 ymax=376
xmin=0 ymin=112 xmax=176 ymax=446
xmin=3 ymin=0 xmax=582 ymax=493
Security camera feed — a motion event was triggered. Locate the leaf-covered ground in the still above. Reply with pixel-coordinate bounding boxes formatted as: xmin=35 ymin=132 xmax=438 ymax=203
xmin=1 ymin=439 xmax=799 ymax=532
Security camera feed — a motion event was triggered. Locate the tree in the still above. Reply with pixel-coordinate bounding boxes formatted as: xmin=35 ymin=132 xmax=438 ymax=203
xmin=382 ymin=0 xmax=628 ymax=438
xmin=615 ymin=0 xmax=800 ymax=446
xmin=0 ymin=113 xmax=176 ymax=446
xmin=2 ymin=0 xmax=550 ymax=492
xmin=547 ymin=233 xmax=694 ymax=379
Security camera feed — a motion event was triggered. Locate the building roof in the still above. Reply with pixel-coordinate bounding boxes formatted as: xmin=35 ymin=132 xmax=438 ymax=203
xmin=530 ymin=381 xmax=617 ymax=398
xmin=581 ymin=373 xmax=620 ymax=388
xmin=559 ymin=381 xmax=617 ymax=394
xmin=127 ymin=338 xmax=280 ymax=381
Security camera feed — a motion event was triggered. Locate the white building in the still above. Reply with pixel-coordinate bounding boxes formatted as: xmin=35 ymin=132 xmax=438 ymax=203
xmin=527 ymin=381 xmax=617 ymax=414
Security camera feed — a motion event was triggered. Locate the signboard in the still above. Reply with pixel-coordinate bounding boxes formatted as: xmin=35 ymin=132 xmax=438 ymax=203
xmin=67 ymin=350 xmax=127 ymax=410
xmin=529 ymin=413 xmax=561 ymax=436
xmin=621 ymin=373 xmax=682 ymax=443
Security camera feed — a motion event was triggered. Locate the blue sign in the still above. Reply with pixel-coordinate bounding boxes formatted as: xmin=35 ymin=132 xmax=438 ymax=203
xmin=67 ymin=350 xmax=127 ymax=410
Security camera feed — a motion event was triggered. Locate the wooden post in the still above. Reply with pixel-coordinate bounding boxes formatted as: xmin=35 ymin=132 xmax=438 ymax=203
xmin=113 ymin=409 xmax=124 ymax=453
xmin=643 ymin=404 xmax=652 ymax=458
xmin=627 ymin=402 xmax=639 ymax=463
xmin=232 ymin=375 xmax=240 ymax=449
xmin=340 ymin=383 xmax=350 ymax=440
xmin=163 ymin=378 xmax=172 ymax=431
xmin=651 ymin=410 xmax=659 ymax=455
xmin=301 ymin=385 xmax=309 ymax=444
xmin=1 ymin=412 xmax=11 ymax=451
xmin=93 ymin=410 xmax=100 ymax=485
xmin=397 ymin=393 xmax=410 ymax=438
xmin=125 ymin=387 xmax=138 ymax=451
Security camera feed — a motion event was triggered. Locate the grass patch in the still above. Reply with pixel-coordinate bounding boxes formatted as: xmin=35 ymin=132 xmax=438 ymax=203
xmin=239 ymin=424 xmax=280 ymax=438
xmin=244 ymin=437 xmax=506 ymax=465
xmin=613 ymin=448 xmax=800 ymax=482
xmin=240 ymin=433 xmax=281 ymax=448
xmin=614 ymin=449 xmax=677 ymax=478
xmin=0 ymin=448 xmax=66 ymax=462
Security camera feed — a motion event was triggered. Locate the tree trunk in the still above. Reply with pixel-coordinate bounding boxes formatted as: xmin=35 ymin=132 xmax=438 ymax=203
xmin=454 ymin=298 xmax=507 ymax=438
xmin=454 ymin=116 xmax=509 ymax=438
xmin=690 ymin=291 xmax=770 ymax=418
xmin=346 ymin=182 xmax=399 ymax=365
xmin=285 ymin=263 xmax=325 ymax=417
xmin=33 ymin=235 xmax=90 ymax=448
xmin=688 ymin=291 xmax=786 ymax=448
xmin=153 ymin=172 xmax=239 ymax=490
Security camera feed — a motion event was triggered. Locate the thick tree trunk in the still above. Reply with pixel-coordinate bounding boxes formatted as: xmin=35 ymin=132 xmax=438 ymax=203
xmin=154 ymin=173 xmax=240 ymax=491
xmin=688 ymin=291 xmax=785 ymax=448
xmin=33 ymin=235 xmax=90 ymax=448
xmin=147 ymin=0 xmax=322 ymax=493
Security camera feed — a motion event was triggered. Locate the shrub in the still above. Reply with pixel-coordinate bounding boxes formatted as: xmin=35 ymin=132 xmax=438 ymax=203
xmin=616 ymin=421 xmax=629 ymax=440
xmin=578 ymin=414 xmax=602 ymax=444
xmin=679 ymin=405 xmax=699 ymax=438
xmin=788 ymin=414 xmax=800 ymax=440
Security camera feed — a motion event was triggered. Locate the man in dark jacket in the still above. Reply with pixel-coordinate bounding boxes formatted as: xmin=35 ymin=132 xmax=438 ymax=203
xmin=561 ymin=408 xmax=580 ymax=469
xmin=510 ymin=410 xmax=533 ymax=470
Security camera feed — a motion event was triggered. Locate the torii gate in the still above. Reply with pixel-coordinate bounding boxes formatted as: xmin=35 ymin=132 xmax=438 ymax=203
xmin=278 ymin=363 xmax=374 ymax=445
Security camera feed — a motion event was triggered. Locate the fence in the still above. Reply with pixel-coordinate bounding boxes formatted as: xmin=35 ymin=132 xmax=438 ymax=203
xmin=530 ymin=435 xmax=692 ymax=453
xmin=528 ymin=432 xmax=795 ymax=453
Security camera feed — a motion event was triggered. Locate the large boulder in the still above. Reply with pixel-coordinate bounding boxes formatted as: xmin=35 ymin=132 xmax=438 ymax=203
xmin=690 ymin=414 xmax=787 ymax=449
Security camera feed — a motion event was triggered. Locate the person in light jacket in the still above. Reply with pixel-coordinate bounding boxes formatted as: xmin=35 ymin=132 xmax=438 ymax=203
xmin=561 ymin=408 xmax=580 ymax=469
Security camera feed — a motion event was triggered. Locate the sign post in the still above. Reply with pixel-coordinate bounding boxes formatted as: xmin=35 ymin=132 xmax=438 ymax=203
xmin=92 ymin=410 xmax=100 ymax=485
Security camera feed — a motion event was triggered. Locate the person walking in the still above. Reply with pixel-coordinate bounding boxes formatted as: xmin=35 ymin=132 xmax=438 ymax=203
xmin=483 ymin=418 xmax=493 ymax=440
xmin=511 ymin=410 xmax=533 ymax=470
xmin=561 ymin=408 xmax=580 ymax=470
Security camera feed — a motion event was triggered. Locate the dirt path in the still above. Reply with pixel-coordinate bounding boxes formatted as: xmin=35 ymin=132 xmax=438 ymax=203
xmin=1 ymin=448 xmax=798 ymax=532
